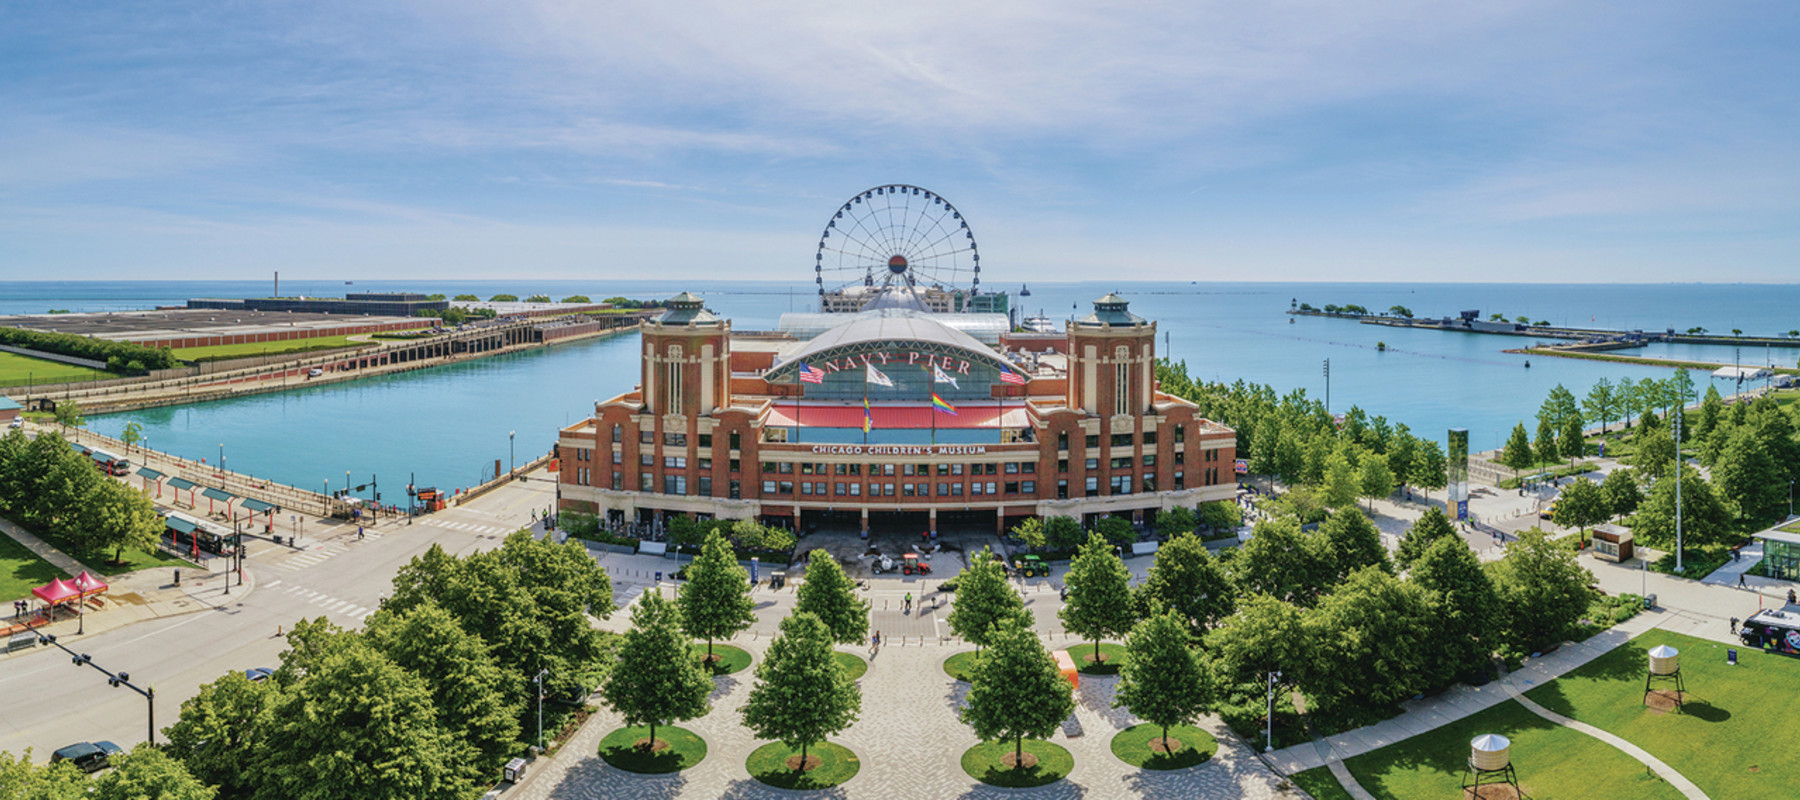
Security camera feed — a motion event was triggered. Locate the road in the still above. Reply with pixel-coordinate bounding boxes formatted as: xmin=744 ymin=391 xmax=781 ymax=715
xmin=0 ymin=472 xmax=555 ymax=761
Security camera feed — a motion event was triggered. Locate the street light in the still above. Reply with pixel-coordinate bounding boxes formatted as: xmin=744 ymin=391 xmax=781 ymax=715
xmin=535 ymin=668 xmax=550 ymax=751
xmin=36 ymin=634 xmax=156 ymax=746
xmin=218 ymin=443 xmax=225 ymax=473
xmin=509 ymin=431 xmax=517 ymax=478
xmin=1265 ymin=669 xmax=1283 ymax=753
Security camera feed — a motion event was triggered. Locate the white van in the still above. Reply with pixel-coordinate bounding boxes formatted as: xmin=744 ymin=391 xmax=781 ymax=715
xmin=307 ymin=368 xmax=324 ymax=378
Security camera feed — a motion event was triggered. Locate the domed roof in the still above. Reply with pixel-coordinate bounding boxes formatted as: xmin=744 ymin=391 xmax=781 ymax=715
xmin=656 ymin=292 xmax=719 ymax=325
xmin=771 ymin=307 xmax=1013 ymax=378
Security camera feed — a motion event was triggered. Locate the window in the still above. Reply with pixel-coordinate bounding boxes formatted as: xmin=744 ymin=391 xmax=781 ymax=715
xmin=698 ymin=476 xmax=713 ymax=495
xmin=612 ymin=451 xmax=622 ymax=465
xmin=882 ymin=464 xmax=896 ymax=476
xmin=1058 ymin=479 xmax=1069 ymax=500
xmin=1174 ymin=451 xmax=1185 ymax=465
xmin=882 ymin=483 xmax=895 ymax=496
xmin=1086 ymin=434 xmax=1099 ymax=448
xmin=801 ymin=463 xmax=815 ymax=475
xmin=1115 ymin=358 xmax=1130 ymax=416
xmin=664 ymin=475 xmax=687 ymax=494
xmin=903 ymin=464 xmax=916 ymax=477
xmin=729 ymin=480 xmax=741 ymax=499
xmin=611 ymin=425 xmax=622 ymax=443
xmin=799 ymin=481 xmax=812 ymax=495
xmin=902 ymin=483 xmax=916 ymax=497
xmin=699 ymin=434 xmax=712 ymax=448
xmin=985 ymin=481 xmax=997 ymax=495
xmin=1143 ymin=431 xmax=1157 ymax=445
xmin=849 ymin=464 xmax=861 ymax=476
xmin=1174 ymin=425 xmax=1186 ymax=443
xmin=640 ymin=453 xmax=653 ymax=466
xmin=1085 ymin=458 xmax=1099 ymax=470
xmin=640 ymin=430 xmax=653 ymax=444
xmin=666 ymin=352 xmax=683 ymax=412
xmin=779 ymin=462 xmax=794 ymax=474
xmin=1110 ymin=475 xmax=1132 ymax=495
xmin=729 ymin=458 xmax=740 ymax=473
xmin=664 ymin=456 xmax=687 ymax=469
xmin=1142 ymin=474 xmax=1156 ymax=493
xmin=1111 ymin=456 xmax=1131 ymax=469
xmin=1174 ymin=471 xmax=1184 ymax=488
xmin=1057 ymin=432 xmax=1069 ymax=450
xmin=835 ymin=482 xmax=847 ymax=495
xmin=1058 ymin=458 xmax=1068 ymax=473
xmin=1111 ymin=433 xmax=1132 ymax=447
xmin=971 ymin=482 xmax=985 ymax=496
xmin=1142 ymin=453 xmax=1156 ymax=467
xmin=1022 ymin=480 xmax=1036 ymax=494
xmin=664 ymin=432 xmax=686 ymax=447
xmin=835 ymin=463 xmax=848 ymax=475
xmin=1005 ymin=481 xmax=1019 ymax=494
xmin=611 ymin=473 xmax=623 ymax=490
xmin=1005 ymin=462 xmax=1020 ymax=474
xmin=849 ymin=483 xmax=861 ymax=496
xmin=729 ymin=431 xmax=741 ymax=450
xmin=698 ymin=457 xmax=712 ymax=470
xmin=1021 ymin=462 xmax=1036 ymax=474
xmin=952 ymin=482 xmax=964 ymax=495
xmin=779 ymin=481 xmax=794 ymax=494
xmin=762 ymin=480 xmax=777 ymax=494
xmin=640 ymin=473 xmax=653 ymax=491
xmin=952 ymin=463 xmax=964 ymax=476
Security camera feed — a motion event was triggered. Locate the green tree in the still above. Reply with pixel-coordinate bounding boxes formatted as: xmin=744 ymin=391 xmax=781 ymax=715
xmin=1205 ymin=594 xmax=1309 ymax=692
xmin=948 ymin=549 xmax=1027 ymax=650
xmin=1153 ymin=506 xmax=1197 ymax=538
xmin=1060 ymin=532 xmax=1138 ymax=667
xmin=1546 ymin=384 xmax=1581 ymax=428
xmin=1232 ymin=519 xmax=1329 ymax=605
xmin=1195 ymin=501 xmax=1242 ymax=533
xmin=1043 ymin=515 xmax=1084 ymax=551
xmin=1534 ymin=416 xmax=1559 ymax=466
xmin=1410 ymin=438 xmax=1448 ymax=501
xmin=488 ymin=294 xmax=518 ymax=302
xmin=52 ymin=400 xmax=85 ymax=430
xmin=1499 ymin=423 xmax=1535 ymax=472
xmin=164 ymin=671 xmax=284 ymax=797
xmin=1409 ymin=535 xmax=1499 ymax=687
xmin=1629 ymin=471 xmax=1732 ymax=551
xmin=1696 ymin=384 xmax=1724 ymax=443
xmin=1093 ymin=515 xmax=1136 ymax=546
xmin=1615 ymin=377 xmax=1638 ymax=427
xmin=1386 ymin=427 xmax=1418 ymax=490
xmin=1487 ymin=529 xmax=1594 ymax=652
xmin=960 ymin=615 xmax=1076 ymax=771
xmin=453 ymin=294 xmax=479 ymax=302
xmin=740 ymin=611 xmax=861 ymax=769
xmin=256 ymin=634 xmax=473 ymax=800
xmin=1560 ymin=414 xmax=1586 ymax=465
xmin=120 ymin=421 xmax=144 ymax=452
xmin=1322 ymin=451 xmax=1358 ymax=509
xmin=1304 ymin=567 xmax=1436 ymax=714
xmin=1553 ymin=477 xmax=1610 ymax=532
xmin=1388 ymin=305 xmax=1413 ymax=318
xmin=1628 ymin=426 xmax=1675 ymax=481
xmin=1114 ymin=609 xmax=1211 ymax=749
xmin=602 ymin=592 xmax=713 ymax=749
xmin=1583 ymin=378 xmax=1618 ymax=434
xmin=365 ymin=602 xmax=522 ymax=772
xmin=679 ymin=531 xmax=756 ymax=660
xmin=524 ymin=294 xmax=552 ymax=303
xmin=81 ymin=479 xmax=164 ymax=565
xmin=560 ymin=295 xmax=592 ymax=303
xmin=794 ymin=550 xmax=869 ymax=646
xmin=93 ymin=745 xmax=216 ymax=800
xmin=1139 ymin=533 xmax=1234 ymax=633
xmin=1712 ymin=425 xmax=1784 ymax=518
xmin=1600 ymin=468 xmax=1642 ymax=520
xmin=1395 ymin=506 xmax=1457 ymax=572
xmin=1357 ymin=453 xmax=1395 ymax=510
xmin=0 ymin=750 xmax=87 ymax=799
xmin=1009 ymin=517 xmax=1046 ymax=549
xmin=1320 ymin=507 xmax=1390 ymax=579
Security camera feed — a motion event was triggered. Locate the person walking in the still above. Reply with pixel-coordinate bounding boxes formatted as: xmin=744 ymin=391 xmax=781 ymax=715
xmin=1788 ymin=589 xmax=1797 ymax=605
xmin=1739 ymin=573 xmax=1748 ymax=588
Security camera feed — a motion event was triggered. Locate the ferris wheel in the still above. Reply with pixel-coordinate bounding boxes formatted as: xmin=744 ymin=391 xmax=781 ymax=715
xmin=815 ymin=184 xmax=980 ymax=300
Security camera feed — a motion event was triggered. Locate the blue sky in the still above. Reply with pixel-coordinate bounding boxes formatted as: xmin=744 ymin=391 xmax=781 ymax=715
xmin=2 ymin=1 xmax=1796 ymax=283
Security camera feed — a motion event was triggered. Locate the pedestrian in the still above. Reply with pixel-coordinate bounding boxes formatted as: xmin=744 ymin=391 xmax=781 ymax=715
xmin=905 ymin=592 xmax=913 ymax=612
xmin=1739 ymin=573 xmax=1747 ymax=588
xmin=871 ymin=630 xmax=881 ymax=655
xmin=1789 ymin=589 xmax=1797 ymax=605
xmin=1730 ymin=617 xmax=1739 ymax=635
xmin=358 ymin=526 xmax=364 ymax=540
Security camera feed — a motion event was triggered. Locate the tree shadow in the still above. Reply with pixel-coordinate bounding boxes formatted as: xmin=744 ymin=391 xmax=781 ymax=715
xmin=550 ymin=754 xmax=688 ymax=798
xmin=954 ymin=766 xmax=1085 ymax=798
xmin=1678 ymin=699 xmax=1731 ymax=723
xmin=718 ymin=777 xmax=850 ymax=799
xmin=710 ymin=673 xmax=739 ymax=703
xmin=946 ymin=679 xmax=972 ymax=714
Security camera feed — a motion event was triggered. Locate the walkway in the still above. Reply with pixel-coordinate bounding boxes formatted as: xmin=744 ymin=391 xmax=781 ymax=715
xmin=0 ymin=516 xmax=99 ymax=578
xmin=1504 ymin=686 xmax=1708 ymax=800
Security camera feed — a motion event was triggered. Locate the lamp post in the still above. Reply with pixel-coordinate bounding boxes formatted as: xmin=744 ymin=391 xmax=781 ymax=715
xmin=509 ymin=431 xmax=517 ymax=478
xmin=37 ymin=634 xmax=155 ymax=745
xmin=1322 ymin=359 xmax=1330 ymax=414
xmin=218 ymin=443 xmax=225 ymax=474
xmin=1674 ymin=410 xmax=1683 ymax=573
xmin=535 ymin=668 xmax=550 ymax=751
xmin=323 ymin=479 xmax=330 ymax=517
xmin=1265 ymin=669 xmax=1282 ymax=752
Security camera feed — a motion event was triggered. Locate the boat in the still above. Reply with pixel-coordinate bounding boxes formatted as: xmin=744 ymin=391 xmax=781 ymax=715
xmin=1020 ymin=284 xmax=1031 ymax=296
xmin=1022 ymin=314 xmax=1057 ymax=334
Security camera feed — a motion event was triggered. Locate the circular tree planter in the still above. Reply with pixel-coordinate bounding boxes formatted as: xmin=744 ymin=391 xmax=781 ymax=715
xmin=834 ymin=651 xmax=868 ymax=681
xmin=746 ymin=741 xmax=860 ymax=790
xmin=1064 ymin=643 xmax=1129 ymax=675
xmin=942 ymin=651 xmax=980 ymax=682
xmin=1110 ymin=722 xmax=1217 ymax=770
xmin=689 ymin=642 xmax=752 ymax=675
xmin=961 ymin=740 xmax=1074 ymax=788
xmin=598 ymin=725 xmax=707 ymax=774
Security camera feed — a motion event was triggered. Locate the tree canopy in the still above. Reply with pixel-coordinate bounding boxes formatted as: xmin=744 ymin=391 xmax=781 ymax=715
xmin=1139 ymin=533 xmax=1234 ymax=633
xmin=794 ymin=549 xmax=869 ymax=646
xmin=959 ymin=616 xmax=1075 ymax=770
xmin=602 ymin=592 xmax=713 ymax=747
xmin=948 ymin=549 xmax=1027 ymax=650
xmin=678 ymin=531 xmax=755 ymax=659
xmin=740 ymin=611 xmax=861 ymax=767
xmin=1395 ymin=506 xmax=1457 ymax=572
xmin=1114 ymin=609 xmax=1211 ymax=747
xmin=1059 ymin=532 xmax=1138 ymax=666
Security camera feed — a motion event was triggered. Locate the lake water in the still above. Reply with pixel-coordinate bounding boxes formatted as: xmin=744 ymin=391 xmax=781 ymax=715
xmin=10 ymin=279 xmax=1793 ymax=496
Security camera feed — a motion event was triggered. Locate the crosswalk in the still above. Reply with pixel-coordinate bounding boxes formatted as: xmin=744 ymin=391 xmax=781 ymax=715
xmin=262 ymin=579 xmax=376 ymax=622
xmin=427 ymin=520 xmax=516 ymax=536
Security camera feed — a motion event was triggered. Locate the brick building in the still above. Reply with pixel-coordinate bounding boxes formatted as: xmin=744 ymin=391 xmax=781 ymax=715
xmin=556 ymin=291 xmax=1235 ymax=534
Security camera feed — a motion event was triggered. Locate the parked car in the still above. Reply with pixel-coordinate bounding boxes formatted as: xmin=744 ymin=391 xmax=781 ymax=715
xmin=7 ymin=417 xmax=20 ymax=429
xmin=51 ymin=741 xmax=123 ymax=773
xmin=307 ymin=368 xmax=324 ymax=378
xmin=245 ymin=667 xmax=276 ymax=683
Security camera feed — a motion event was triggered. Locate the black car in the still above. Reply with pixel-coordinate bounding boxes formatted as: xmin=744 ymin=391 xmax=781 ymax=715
xmin=50 ymin=740 xmax=123 ymax=773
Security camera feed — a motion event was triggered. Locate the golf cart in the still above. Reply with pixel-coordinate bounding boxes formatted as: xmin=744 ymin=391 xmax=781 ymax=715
xmin=1012 ymin=554 xmax=1048 ymax=578
xmin=902 ymin=552 xmax=931 ymax=575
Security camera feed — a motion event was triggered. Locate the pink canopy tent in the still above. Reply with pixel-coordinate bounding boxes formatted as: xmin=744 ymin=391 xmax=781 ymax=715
xmin=32 ymin=578 xmax=81 ymax=606
xmin=72 ymin=571 xmax=109 ymax=598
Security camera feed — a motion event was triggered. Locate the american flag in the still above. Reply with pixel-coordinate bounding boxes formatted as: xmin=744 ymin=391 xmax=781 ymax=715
xmin=998 ymin=366 xmax=1028 ymax=385
xmin=799 ymin=362 xmax=826 ymax=384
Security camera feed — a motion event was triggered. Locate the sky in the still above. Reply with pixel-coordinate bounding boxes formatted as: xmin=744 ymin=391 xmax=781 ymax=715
xmin=1 ymin=1 xmax=1796 ymax=284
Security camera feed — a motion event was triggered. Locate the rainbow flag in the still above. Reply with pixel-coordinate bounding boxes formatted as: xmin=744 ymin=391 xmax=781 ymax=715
xmin=931 ymin=392 xmax=957 ymax=415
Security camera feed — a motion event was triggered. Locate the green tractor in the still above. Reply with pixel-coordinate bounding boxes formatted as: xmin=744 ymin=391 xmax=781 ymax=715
xmin=1012 ymin=554 xmax=1049 ymax=578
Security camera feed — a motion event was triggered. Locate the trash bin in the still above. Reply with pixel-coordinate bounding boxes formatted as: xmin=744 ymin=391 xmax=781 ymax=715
xmin=1644 ymin=593 xmax=1657 ymax=610
xmin=503 ymin=757 xmax=527 ymax=783
xmin=655 ymin=571 xmax=663 ymax=583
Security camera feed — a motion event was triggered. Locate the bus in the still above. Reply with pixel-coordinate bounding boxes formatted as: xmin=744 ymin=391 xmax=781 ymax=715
xmin=161 ymin=510 xmax=234 ymax=556
xmin=89 ymin=448 xmax=130 ymax=477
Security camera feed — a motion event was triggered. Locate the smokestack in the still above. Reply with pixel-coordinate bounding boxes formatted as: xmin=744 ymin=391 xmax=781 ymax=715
xmin=274 ymin=271 xmax=280 ymax=298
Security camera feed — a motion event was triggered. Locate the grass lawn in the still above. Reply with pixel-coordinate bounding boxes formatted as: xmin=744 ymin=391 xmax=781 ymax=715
xmin=961 ymin=739 xmax=1073 ymax=788
xmin=689 ymin=642 xmax=751 ymax=675
xmin=170 ymin=335 xmax=371 ymax=361
xmin=834 ymin=650 xmax=868 ymax=681
xmin=1524 ymin=630 xmax=1793 ymax=800
xmin=746 ymin=741 xmax=859 ymax=789
xmin=598 ymin=725 xmax=706 ymax=773
xmin=1343 ymin=699 xmax=1685 ymax=800
xmin=1290 ymin=766 xmax=1357 ymax=800
xmin=35 ymin=529 xmax=184 ymax=576
xmin=1064 ymin=642 xmax=1128 ymax=675
xmin=0 ymin=351 xmax=110 ymax=385
xmin=1109 ymin=722 xmax=1215 ymax=770
xmin=0 ymin=534 xmax=66 ymax=602
xmin=943 ymin=650 xmax=979 ymax=681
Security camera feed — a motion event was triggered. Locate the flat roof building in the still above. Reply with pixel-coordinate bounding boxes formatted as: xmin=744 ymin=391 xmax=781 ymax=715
xmin=556 ymin=290 xmax=1236 ymax=534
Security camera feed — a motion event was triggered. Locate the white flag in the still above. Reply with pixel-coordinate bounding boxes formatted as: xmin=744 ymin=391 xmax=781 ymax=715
xmin=932 ymin=363 xmax=959 ymax=389
xmin=865 ymin=363 xmax=894 ymax=388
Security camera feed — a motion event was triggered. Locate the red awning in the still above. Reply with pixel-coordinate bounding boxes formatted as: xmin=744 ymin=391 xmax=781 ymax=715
xmin=766 ymin=403 xmax=1029 ymax=430
xmin=72 ymin=571 xmax=109 ymax=596
xmin=32 ymin=578 xmax=81 ymax=605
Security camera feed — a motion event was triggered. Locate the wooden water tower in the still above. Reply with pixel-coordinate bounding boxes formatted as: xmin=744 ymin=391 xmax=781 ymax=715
xmin=1644 ymin=644 xmax=1684 ymax=710
xmin=1462 ymin=733 xmax=1519 ymax=799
